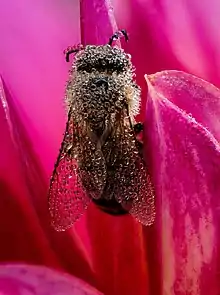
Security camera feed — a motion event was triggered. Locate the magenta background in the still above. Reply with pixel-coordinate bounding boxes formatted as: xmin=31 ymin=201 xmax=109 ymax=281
xmin=0 ymin=0 xmax=220 ymax=294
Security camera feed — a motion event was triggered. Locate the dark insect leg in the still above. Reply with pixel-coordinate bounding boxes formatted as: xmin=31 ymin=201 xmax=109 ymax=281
xmin=108 ymin=29 xmax=129 ymax=46
xmin=64 ymin=44 xmax=84 ymax=62
xmin=133 ymin=122 xmax=144 ymax=135
xmin=120 ymin=29 xmax=129 ymax=41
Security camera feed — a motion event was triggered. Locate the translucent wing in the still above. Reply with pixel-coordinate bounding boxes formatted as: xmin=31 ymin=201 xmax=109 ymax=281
xmin=102 ymin=114 xmax=156 ymax=226
xmin=48 ymin=110 xmax=90 ymax=231
xmin=118 ymin=124 xmax=155 ymax=226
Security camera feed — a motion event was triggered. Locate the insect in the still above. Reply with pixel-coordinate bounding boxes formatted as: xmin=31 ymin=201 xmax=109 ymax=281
xmin=48 ymin=30 xmax=156 ymax=231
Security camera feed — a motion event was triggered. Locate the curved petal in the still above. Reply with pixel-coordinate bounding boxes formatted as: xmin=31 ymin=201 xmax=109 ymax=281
xmin=144 ymin=73 xmax=220 ymax=295
xmin=146 ymin=70 xmax=220 ymax=142
xmin=0 ymin=264 xmax=103 ymax=295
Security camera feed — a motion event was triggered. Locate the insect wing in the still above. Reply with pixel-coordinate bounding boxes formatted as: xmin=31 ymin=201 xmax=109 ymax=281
xmin=48 ymin=112 xmax=90 ymax=231
xmin=128 ymin=158 xmax=156 ymax=226
xmin=114 ymin=127 xmax=155 ymax=226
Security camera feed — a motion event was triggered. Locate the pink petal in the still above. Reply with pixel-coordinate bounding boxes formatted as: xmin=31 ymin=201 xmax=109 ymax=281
xmin=144 ymin=72 xmax=220 ymax=295
xmin=0 ymin=264 xmax=102 ymax=295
